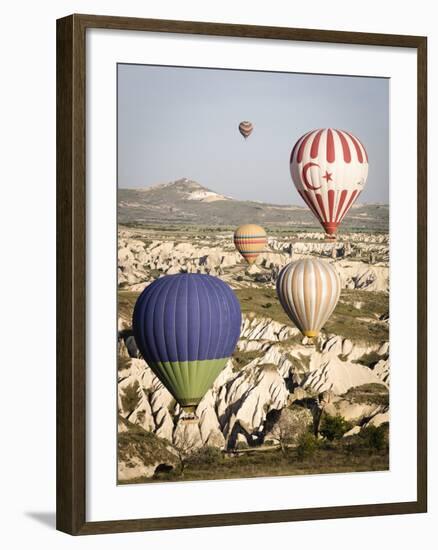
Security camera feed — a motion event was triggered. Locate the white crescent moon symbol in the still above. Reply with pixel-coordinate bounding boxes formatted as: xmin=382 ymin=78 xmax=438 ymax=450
xmin=302 ymin=162 xmax=321 ymax=191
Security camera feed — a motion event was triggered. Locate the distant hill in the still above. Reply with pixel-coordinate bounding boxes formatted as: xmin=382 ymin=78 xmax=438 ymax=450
xmin=118 ymin=179 xmax=389 ymax=231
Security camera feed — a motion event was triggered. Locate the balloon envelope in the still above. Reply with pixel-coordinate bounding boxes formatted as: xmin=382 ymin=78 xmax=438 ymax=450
xmin=290 ymin=128 xmax=368 ymax=236
xmin=276 ymin=258 xmax=341 ymax=337
xmin=234 ymin=224 xmax=267 ymax=264
xmin=132 ymin=274 xmax=241 ymax=411
xmin=238 ymin=121 xmax=254 ymax=139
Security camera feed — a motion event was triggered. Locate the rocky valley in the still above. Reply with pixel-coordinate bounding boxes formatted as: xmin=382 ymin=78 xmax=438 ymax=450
xmin=117 ymin=181 xmax=390 ymax=483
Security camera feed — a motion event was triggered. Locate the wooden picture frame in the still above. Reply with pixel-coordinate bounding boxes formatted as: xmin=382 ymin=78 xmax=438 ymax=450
xmin=56 ymin=13 xmax=427 ymax=535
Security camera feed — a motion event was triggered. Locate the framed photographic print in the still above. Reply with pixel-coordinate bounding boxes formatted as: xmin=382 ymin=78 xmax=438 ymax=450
xmin=56 ymin=14 xmax=427 ymax=535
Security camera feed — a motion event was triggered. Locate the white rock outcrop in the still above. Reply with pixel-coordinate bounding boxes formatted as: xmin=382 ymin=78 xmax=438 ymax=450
xmin=303 ymin=355 xmax=386 ymax=395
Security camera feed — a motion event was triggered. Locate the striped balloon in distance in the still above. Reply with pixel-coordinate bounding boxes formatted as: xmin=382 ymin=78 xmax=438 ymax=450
xmin=238 ymin=120 xmax=254 ymax=139
xmin=234 ymin=224 xmax=267 ymax=265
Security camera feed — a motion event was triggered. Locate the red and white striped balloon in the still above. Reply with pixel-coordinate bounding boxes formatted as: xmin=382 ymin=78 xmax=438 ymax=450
xmin=290 ymin=129 xmax=368 ymax=236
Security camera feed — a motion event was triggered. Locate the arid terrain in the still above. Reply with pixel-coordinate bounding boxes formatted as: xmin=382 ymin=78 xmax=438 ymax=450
xmin=117 ymin=180 xmax=389 ymax=483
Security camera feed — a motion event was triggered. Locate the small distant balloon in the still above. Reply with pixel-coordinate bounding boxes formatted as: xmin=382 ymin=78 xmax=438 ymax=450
xmin=238 ymin=121 xmax=254 ymax=140
xmin=276 ymin=258 xmax=341 ymax=338
xmin=290 ymin=128 xmax=369 ymax=237
xmin=234 ymin=224 xmax=267 ymax=265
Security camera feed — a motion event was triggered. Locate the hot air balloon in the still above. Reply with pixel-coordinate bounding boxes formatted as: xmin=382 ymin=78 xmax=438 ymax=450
xmin=132 ymin=273 xmax=241 ymax=413
xmin=290 ymin=128 xmax=368 ymax=238
xmin=276 ymin=258 xmax=341 ymax=339
xmin=238 ymin=121 xmax=254 ymax=139
xmin=234 ymin=224 xmax=267 ymax=265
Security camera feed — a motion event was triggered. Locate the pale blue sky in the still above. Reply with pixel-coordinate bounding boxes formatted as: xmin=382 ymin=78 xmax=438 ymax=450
xmin=118 ymin=64 xmax=389 ymax=204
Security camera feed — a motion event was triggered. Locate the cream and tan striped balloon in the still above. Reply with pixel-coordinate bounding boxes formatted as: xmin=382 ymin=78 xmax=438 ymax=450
xmin=276 ymin=258 xmax=341 ymax=338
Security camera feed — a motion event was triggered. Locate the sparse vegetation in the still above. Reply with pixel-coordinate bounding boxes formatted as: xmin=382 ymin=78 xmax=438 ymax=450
xmin=118 ymin=355 xmax=131 ymax=372
xmin=127 ymin=432 xmax=389 ymax=484
xmin=342 ymin=383 xmax=389 ymax=407
xmin=325 ymin=290 xmax=389 ymax=345
xmin=285 ymin=351 xmax=311 ymax=370
xmin=232 ymin=349 xmax=260 ymax=370
xmin=354 ymin=351 xmax=388 ymax=368
xmin=149 ymin=268 xmax=163 ymax=279
xmin=267 ymin=406 xmax=311 ymax=455
xmin=320 ymin=414 xmax=353 ymax=441
xmin=118 ymin=290 xmax=141 ymax=323
xmin=117 ymin=208 xmax=390 ymax=484
xmin=359 ymin=424 xmax=388 ymax=451
xmin=187 ymin=446 xmax=223 ymax=466
xmin=119 ymin=183 xmax=388 ymax=232
xmin=235 ymin=288 xmax=291 ymax=325
xmin=120 ymin=381 xmax=140 ymax=414
xmin=296 ymin=432 xmax=319 ymax=460
xmin=118 ymin=418 xmax=176 ymax=474
xmin=172 ymin=430 xmax=200 ymax=476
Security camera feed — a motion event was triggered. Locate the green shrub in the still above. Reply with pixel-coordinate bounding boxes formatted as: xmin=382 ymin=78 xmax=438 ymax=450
xmin=150 ymin=268 xmax=163 ymax=279
xmin=188 ymin=446 xmax=223 ymax=466
xmin=120 ymin=381 xmax=140 ymax=414
xmin=320 ymin=414 xmax=352 ymax=441
xmin=342 ymin=383 xmax=389 ymax=407
xmin=360 ymin=424 xmax=388 ymax=451
xmin=296 ymin=432 xmax=319 ymax=460
xmin=353 ymin=351 xmax=388 ymax=368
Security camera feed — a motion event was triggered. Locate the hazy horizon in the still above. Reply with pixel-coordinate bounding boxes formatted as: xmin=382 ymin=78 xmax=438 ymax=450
xmin=118 ymin=64 xmax=389 ymax=205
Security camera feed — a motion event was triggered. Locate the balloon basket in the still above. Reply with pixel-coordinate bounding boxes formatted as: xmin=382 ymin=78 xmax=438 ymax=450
xmin=180 ymin=414 xmax=199 ymax=425
xmin=324 ymin=234 xmax=337 ymax=242
xmin=180 ymin=406 xmax=199 ymax=424
xmin=302 ymin=334 xmax=317 ymax=347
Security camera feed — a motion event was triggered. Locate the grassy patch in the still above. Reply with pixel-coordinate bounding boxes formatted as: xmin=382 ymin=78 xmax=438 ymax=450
xmin=118 ymin=418 xmax=176 ymax=472
xmin=325 ymin=290 xmax=389 ymax=345
xmin=149 ymin=268 xmax=164 ymax=279
xmin=296 ymin=432 xmax=319 ymax=460
xmin=120 ymin=381 xmax=140 ymax=414
xmin=353 ymin=351 xmax=388 ymax=368
xmin=284 ymin=351 xmax=312 ymax=375
xmin=359 ymin=424 xmax=389 ymax=451
xmin=341 ymin=383 xmax=389 ymax=407
xmin=118 ymin=290 xmax=141 ymax=324
xmin=126 ymin=436 xmax=389 ymax=483
xmin=232 ymin=349 xmax=260 ymax=370
xmin=235 ymin=288 xmax=291 ymax=325
xmin=118 ymin=355 xmax=131 ymax=372
xmin=236 ymin=288 xmax=388 ymax=345
xmin=118 ymin=288 xmax=388 ymax=347
xmin=277 ymin=335 xmax=306 ymax=349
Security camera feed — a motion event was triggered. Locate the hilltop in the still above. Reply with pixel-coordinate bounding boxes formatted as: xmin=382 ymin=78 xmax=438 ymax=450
xmin=118 ymin=179 xmax=389 ymax=231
